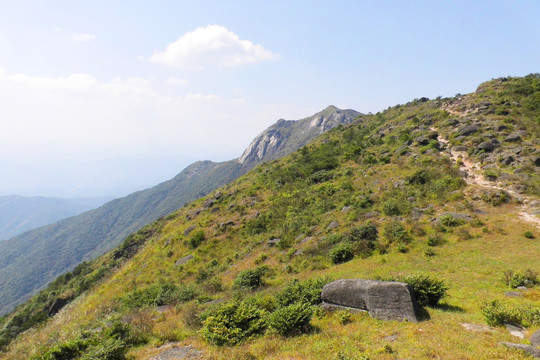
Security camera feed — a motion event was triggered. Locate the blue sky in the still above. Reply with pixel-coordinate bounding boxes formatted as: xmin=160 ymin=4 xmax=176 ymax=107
xmin=0 ymin=1 xmax=538 ymax=197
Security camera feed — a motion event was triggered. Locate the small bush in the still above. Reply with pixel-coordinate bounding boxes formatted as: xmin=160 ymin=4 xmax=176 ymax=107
xmin=121 ymin=282 xmax=177 ymax=309
xmin=201 ymin=300 xmax=267 ymax=346
xmin=524 ymin=231 xmax=535 ymax=239
xmin=189 ymin=230 xmax=206 ymax=248
xmin=336 ymin=309 xmax=352 ymax=324
xmin=424 ymin=248 xmax=436 ymax=257
xmin=233 ymin=266 xmax=268 ymax=290
xmin=384 ymin=274 xmax=448 ymax=307
xmin=481 ymin=299 xmax=524 ymax=326
xmin=438 ymin=214 xmax=464 ymax=227
xmin=348 ymin=222 xmax=378 ymax=242
xmin=427 ymin=233 xmax=445 ymax=247
xmin=382 ymin=199 xmax=401 ymax=216
xmin=330 ymin=243 xmax=354 ymax=264
xmin=267 ymin=302 xmax=313 ymax=336
xmin=504 ymin=269 xmax=539 ymax=288
xmin=274 ymin=278 xmax=331 ymax=307
xmin=383 ymin=221 xmax=412 ymax=244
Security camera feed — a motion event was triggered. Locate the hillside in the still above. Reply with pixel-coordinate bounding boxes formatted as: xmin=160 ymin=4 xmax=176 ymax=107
xmin=0 ymin=195 xmax=110 ymax=241
xmin=1 ymin=75 xmax=539 ymax=360
xmin=0 ymin=106 xmax=361 ymax=315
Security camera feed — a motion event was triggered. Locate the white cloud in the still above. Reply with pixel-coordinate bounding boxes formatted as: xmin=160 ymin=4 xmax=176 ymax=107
xmin=166 ymin=77 xmax=190 ymax=86
xmin=149 ymin=25 xmax=279 ymax=69
xmin=70 ymin=33 xmax=96 ymax=42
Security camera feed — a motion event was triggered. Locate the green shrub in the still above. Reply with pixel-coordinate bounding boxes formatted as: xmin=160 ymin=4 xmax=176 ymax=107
xmin=274 ymin=278 xmax=331 ymax=307
xmin=330 ymin=243 xmax=354 ymax=264
xmin=267 ymin=302 xmax=313 ymax=336
xmin=382 ymin=274 xmax=448 ymax=307
xmin=233 ymin=266 xmax=268 ymax=290
xmin=348 ymin=222 xmax=378 ymax=242
xmin=427 ymin=233 xmax=445 ymax=247
xmin=189 ymin=230 xmax=206 ymax=248
xmin=120 ymin=282 xmax=177 ymax=309
xmin=382 ymin=199 xmax=401 ymax=216
xmin=524 ymin=231 xmax=535 ymax=239
xmin=336 ymin=309 xmax=352 ymax=324
xmin=504 ymin=269 xmax=539 ymax=288
xmin=201 ymin=300 xmax=267 ymax=346
xmin=383 ymin=221 xmax=412 ymax=244
xmin=424 ymin=248 xmax=436 ymax=257
xmin=438 ymin=214 xmax=464 ymax=227
xmin=481 ymin=299 xmax=524 ymax=326
xmin=80 ymin=337 xmax=127 ymax=360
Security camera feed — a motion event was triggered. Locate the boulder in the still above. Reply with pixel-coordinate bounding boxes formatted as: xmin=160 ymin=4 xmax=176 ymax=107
xmin=477 ymin=141 xmax=494 ymax=152
xmin=452 ymin=145 xmax=468 ymax=152
xmin=505 ymin=323 xmax=527 ymax=339
xmin=530 ymin=329 xmax=540 ymax=347
xmin=175 ymin=255 xmax=194 ymax=266
xmin=504 ymin=133 xmax=522 ymax=143
xmin=458 ymin=125 xmax=479 ymax=136
xmin=327 ymin=221 xmax=339 ymax=230
xmin=150 ymin=345 xmax=203 ymax=360
xmin=267 ymin=238 xmax=281 ymax=246
xmin=321 ymin=279 xmax=420 ymax=322
xmin=499 ymin=342 xmax=540 ymax=358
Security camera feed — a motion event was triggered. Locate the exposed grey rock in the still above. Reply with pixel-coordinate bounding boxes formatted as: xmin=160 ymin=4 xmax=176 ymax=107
xmin=295 ymin=234 xmax=306 ymax=242
xmin=414 ymin=135 xmax=430 ymax=145
xmin=458 ymin=124 xmax=479 ymax=136
xmin=321 ymin=279 xmax=420 ymax=322
xmin=364 ymin=211 xmax=380 ymax=218
xmin=461 ymin=323 xmax=494 ymax=332
xmin=300 ymin=236 xmax=314 ymax=245
xmin=505 ymin=323 xmax=527 ymax=339
xmin=500 ymin=154 xmax=515 ymax=165
xmin=341 ymin=206 xmax=351 ymax=213
xmin=504 ymin=133 xmax=522 ymax=142
xmin=327 ymin=221 xmax=339 ymax=230
xmin=383 ymin=334 xmax=399 ymax=342
xmin=218 ymin=221 xmax=235 ymax=229
xmin=499 ymin=342 xmax=540 ymax=358
xmin=477 ymin=141 xmax=494 ymax=152
xmin=149 ymin=345 xmax=203 ymax=360
xmin=267 ymin=238 xmax=281 ymax=246
xmin=452 ymin=145 xmax=468 ymax=152
xmin=175 ymin=255 xmax=194 ymax=266
xmin=504 ymin=291 xmax=523 ymax=297
xmin=294 ymin=249 xmax=304 ymax=256
xmin=530 ymin=329 xmax=540 ymax=347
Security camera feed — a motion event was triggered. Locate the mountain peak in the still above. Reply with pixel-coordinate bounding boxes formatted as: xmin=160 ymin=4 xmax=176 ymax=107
xmin=239 ymin=106 xmax=362 ymax=165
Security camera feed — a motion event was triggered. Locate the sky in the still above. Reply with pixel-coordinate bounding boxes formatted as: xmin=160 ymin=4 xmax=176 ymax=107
xmin=0 ymin=1 xmax=538 ymax=198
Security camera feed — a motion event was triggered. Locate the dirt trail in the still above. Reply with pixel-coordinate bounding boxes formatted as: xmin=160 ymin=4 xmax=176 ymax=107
xmin=432 ymin=127 xmax=540 ymax=229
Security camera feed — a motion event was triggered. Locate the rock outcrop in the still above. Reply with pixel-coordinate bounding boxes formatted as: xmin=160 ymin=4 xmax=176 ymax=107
xmin=321 ymin=279 xmax=420 ymax=322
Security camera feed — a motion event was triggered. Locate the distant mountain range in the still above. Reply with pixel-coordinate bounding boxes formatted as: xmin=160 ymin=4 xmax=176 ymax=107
xmin=0 ymin=195 xmax=111 ymax=241
xmin=0 ymin=106 xmax=362 ymax=315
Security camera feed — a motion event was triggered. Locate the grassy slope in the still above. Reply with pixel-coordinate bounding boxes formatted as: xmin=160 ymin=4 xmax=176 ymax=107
xmin=1 ymin=75 xmax=539 ymax=360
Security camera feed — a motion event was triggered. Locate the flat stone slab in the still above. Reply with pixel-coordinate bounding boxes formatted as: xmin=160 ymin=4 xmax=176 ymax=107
xmin=461 ymin=323 xmax=494 ymax=332
xmin=175 ymin=255 xmax=194 ymax=266
xmin=322 ymin=279 xmax=420 ymax=322
xmin=500 ymin=342 xmax=540 ymax=359
xmin=149 ymin=345 xmax=203 ymax=360
xmin=505 ymin=323 xmax=527 ymax=339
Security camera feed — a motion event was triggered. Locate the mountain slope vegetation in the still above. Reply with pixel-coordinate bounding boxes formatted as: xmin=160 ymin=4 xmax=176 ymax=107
xmin=0 ymin=106 xmax=360 ymax=315
xmin=1 ymin=75 xmax=539 ymax=360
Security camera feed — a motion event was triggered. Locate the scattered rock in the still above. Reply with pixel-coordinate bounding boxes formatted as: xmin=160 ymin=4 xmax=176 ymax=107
xmin=341 ymin=206 xmax=351 ymax=213
xmin=458 ymin=124 xmax=479 ymax=136
xmin=202 ymin=199 xmax=215 ymax=209
xmin=505 ymin=323 xmax=527 ymax=339
xmin=500 ymin=154 xmax=515 ymax=165
xmin=516 ymin=286 xmax=528 ymax=291
xmin=461 ymin=323 xmax=494 ymax=332
xmin=213 ymin=191 xmax=223 ymax=200
xmin=294 ymin=249 xmax=304 ymax=256
xmin=295 ymin=234 xmax=306 ymax=242
xmin=452 ymin=145 xmax=468 ymax=152
xmin=499 ymin=342 xmax=540 ymax=358
xmin=414 ymin=135 xmax=431 ymax=145
xmin=175 ymin=255 xmax=194 ymax=266
xmin=504 ymin=133 xmax=522 ymax=142
xmin=327 ymin=221 xmax=339 ymax=230
xmin=321 ymin=279 xmax=420 ymax=322
xmin=149 ymin=345 xmax=203 ymax=360
xmin=204 ymin=298 xmax=226 ymax=306
xmin=156 ymin=305 xmax=171 ymax=313
xmin=364 ymin=211 xmax=380 ymax=218
xmin=504 ymin=292 xmax=523 ymax=298
xmin=477 ymin=141 xmax=494 ymax=152
xmin=300 ymin=236 xmax=314 ymax=245
xmin=210 ymin=207 xmax=219 ymax=214
xmin=219 ymin=221 xmax=235 ymax=229
xmin=530 ymin=329 xmax=540 ymax=347
xmin=267 ymin=238 xmax=281 ymax=246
